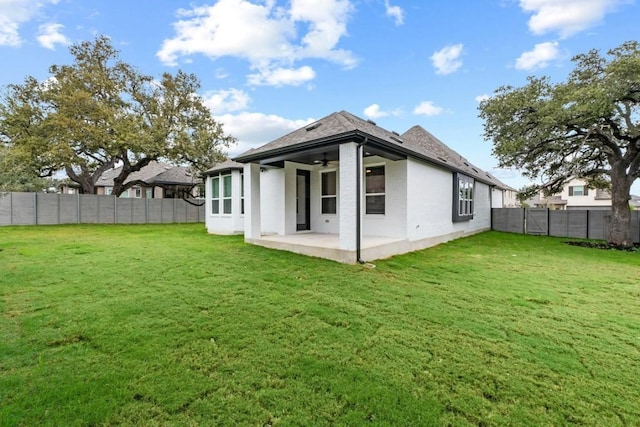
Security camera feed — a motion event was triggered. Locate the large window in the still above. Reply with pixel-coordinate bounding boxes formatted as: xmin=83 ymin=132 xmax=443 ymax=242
xmin=365 ymin=165 xmax=385 ymax=214
xmin=211 ymin=173 xmax=233 ymax=215
xmin=569 ymin=185 xmax=588 ymax=196
xmin=211 ymin=176 xmax=220 ymax=214
xmin=321 ymin=171 xmax=337 ymax=214
xmin=222 ymin=174 xmax=232 ymax=214
xmin=240 ymin=172 xmax=245 ymax=215
xmin=453 ymin=173 xmax=474 ymax=222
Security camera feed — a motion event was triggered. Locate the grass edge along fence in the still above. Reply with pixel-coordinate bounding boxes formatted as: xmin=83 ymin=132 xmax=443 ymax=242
xmin=492 ymin=207 xmax=640 ymax=243
xmin=0 ymin=192 xmax=205 ymax=226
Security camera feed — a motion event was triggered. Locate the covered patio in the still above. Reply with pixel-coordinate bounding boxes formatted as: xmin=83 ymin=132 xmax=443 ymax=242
xmin=248 ymin=233 xmax=408 ymax=264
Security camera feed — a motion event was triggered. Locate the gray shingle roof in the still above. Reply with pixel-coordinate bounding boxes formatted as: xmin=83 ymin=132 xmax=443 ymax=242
xmin=203 ymin=159 xmax=244 ymax=176
xmin=96 ymin=161 xmax=198 ymax=186
xmin=234 ymin=110 xmax=508 ymax=187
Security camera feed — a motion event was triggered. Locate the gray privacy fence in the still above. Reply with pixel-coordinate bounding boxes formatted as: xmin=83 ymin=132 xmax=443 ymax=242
xmin=0 ymin=192 xmax=205 ymax=226
xmin=492 ymin=208 xmax=640 ymax=243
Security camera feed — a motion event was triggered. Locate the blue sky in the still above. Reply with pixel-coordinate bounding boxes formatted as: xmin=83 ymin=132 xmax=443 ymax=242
xmin=1 ymin=0 xmax=638 ymax=192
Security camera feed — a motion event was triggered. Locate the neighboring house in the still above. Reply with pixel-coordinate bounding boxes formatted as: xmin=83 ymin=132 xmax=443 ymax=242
xmin=95 ymin=161 xmax=201 ymax=198
xmin=204 ymin=111 xmax=510 ymax=263
xmin=535 ymin=178 xmax=612 ymax=210
xmin=485 ymin=173 xmax=519 ymax=208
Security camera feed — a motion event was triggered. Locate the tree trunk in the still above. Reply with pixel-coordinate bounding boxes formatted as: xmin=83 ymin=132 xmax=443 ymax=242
xmin=607 ymin=164 xmax=633 ymax=247
xmin=65 ymin=166 xmax=95 ymax=194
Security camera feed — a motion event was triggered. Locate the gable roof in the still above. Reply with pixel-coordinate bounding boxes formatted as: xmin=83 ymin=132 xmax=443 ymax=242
xmin=233 ymin=110 xmax=506 ymax=187
xmin=96 ymin=161 xmax=198 ymax=187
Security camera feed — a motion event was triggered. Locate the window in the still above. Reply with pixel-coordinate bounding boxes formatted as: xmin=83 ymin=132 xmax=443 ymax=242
xmin=211 ymin=176 xmax=220 ymax=214
xmin=453 ymin=173 xmax=474 ymax=222
xmin=365 ymin=165 xmax=385 ymax=214
xmin=211 ymin=173 xmax=235 ymax=215
xmin=222 ymin=174 xmax=232 ymax=214
xmin=569 ymin=185 xmax=588 ymax=196
xmin=133 ymin=187 xmax=142 ymax=198
xmin=105 ymin=187 xmax=113 ymax=196
xmin=240 ymin=172 xmax=245 ymax=215
xmin=321 ymin=171 xmax=337 ymax=214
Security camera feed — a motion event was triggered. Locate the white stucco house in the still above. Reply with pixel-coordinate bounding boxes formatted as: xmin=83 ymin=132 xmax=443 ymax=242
xmin=204 ymin=111 xmax=509 ymax=263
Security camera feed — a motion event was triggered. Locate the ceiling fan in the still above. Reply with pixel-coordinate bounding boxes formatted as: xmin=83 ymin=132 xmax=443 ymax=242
xmin=314 ymin=152 xmax=337 ymax=167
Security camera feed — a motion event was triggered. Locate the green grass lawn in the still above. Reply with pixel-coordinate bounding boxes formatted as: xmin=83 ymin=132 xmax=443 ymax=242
xmin=1 ymin=224 xmax=639 ymax=426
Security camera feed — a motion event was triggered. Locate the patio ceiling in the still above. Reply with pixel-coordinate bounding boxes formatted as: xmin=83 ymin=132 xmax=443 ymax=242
xmin=256 ymin=142 xmax=407 ymax=168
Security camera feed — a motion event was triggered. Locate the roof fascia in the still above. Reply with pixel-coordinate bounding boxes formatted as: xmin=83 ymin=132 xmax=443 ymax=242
xmin=232 ymin=131 xmax=362 ymax=163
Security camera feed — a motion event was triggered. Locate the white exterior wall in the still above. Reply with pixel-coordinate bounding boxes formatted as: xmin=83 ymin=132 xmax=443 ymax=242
xmin=311 ymin=167 xmax=340 ymax=234
xmin=491 ymin=187 xmax=504 ymax=208
xmin=339 ymin=142 xmax=359 ymax=251
xmin=406 ymin=159 xmax=491 ymax=244
xmin=362 ymin=157 xmax=407 ymax=238
xmin=503 ymin=189 xmax=519 ymax=207
xmin=259 ymin=167 xmax=285 ymax=234
xmin=205 ymin=170 xmax=244 ymax=235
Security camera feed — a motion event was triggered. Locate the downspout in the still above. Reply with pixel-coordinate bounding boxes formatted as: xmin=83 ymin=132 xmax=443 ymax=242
xmin=356 ymin=137 xmax=368 ymax=264
xmin=490 ymin=185 xmax=495 ymax=230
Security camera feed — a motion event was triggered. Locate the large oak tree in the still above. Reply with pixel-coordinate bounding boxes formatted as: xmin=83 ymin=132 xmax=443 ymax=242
xmin=479 ymin=41 xmax=640 ymax=247
xmin=0 ymin=36 xmax=236 ymax=196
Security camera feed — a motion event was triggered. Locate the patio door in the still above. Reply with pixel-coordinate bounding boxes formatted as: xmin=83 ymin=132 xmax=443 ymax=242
xmin=296 ymin=170 xmax=310 ymax=231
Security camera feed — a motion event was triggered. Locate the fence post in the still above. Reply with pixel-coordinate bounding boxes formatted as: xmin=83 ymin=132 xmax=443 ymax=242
xmin=10 ymin=192 xmax=13 ymax=225
xmin=33 ymin=192 xmax=37 ymax=225
xmin=77 ymin=192 xmax=80 ymax=224
xmin=586 ymin=210 xmax=590 ymax=240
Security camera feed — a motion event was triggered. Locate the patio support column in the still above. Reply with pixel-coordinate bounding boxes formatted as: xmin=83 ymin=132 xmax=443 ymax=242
xmin=339 ymin=142 xmax=359 ymax=255
xmin=244 ymin=163 xmax=261 ymax=240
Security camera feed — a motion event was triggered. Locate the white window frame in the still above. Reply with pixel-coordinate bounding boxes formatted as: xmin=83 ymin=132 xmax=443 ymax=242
xmin=364 ymin=164 xmax=385 ymax=215
xmin=222 ymin=174 xmax=232 ymax=214
xmin=453 ymin=173 xmax=474 ymax=222
xmin=320 ymin=169 xmax=337 ymax=215
xmin=211 ymin=175 xmax=220 ymax=215
xmin=240 ymin=172 xmax=245 ymax=215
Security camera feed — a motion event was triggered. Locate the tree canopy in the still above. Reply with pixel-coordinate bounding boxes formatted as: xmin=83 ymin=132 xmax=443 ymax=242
xmin=479 ymin=41 xmax=640 ymax=247
xmin=0 ymin=36 xmax=236 ymax=196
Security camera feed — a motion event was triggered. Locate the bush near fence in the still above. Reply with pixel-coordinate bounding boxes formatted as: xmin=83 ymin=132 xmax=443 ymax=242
xmin=0 ymin=192 xmax=205 ymax=226
xmin=492 ymin=208 xmax=640 ymax=243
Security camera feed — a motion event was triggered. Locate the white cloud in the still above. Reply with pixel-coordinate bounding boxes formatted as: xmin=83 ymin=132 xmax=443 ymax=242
xmin=247 ymin=65 xmax=316 ymax=87
xmin=430 ymin=44 xmax=464 ymax=75
xmin=203 ymin=88 xmax=251 ymax=114
xmin=475 ymin=94 xmax=490 ymax=103
xmin=0 ymin=0 xmax=60 ymax=46
xmin=520 ymin=0 xmax=628 ymax=38
xmin=413 ymin=101 xmax=443 ymax=117
xmin=214 ymin=68 xmax=229 ymax=79
xmin=37 ymin=22 xmax=69 ymax=49
xmin=363 ymin=103 xmax=388 ymax=119
xmin=215 ymin=112 xmax=315 ymax=156
xmin=363 ymin=103 xmax=400 ymax=119
xmin=157 ymin=0 xmax=356 ymax=87
xmin=384 ymin=0 xmax=404 ymax=26
xmin=515 ymin=41 xmax=560 ymax=71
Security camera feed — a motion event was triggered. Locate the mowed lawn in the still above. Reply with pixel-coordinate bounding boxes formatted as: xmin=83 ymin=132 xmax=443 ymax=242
xmin=1 ymin=224 xmax=639 ymax=426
